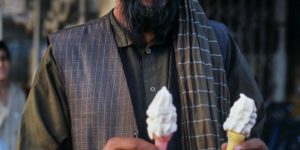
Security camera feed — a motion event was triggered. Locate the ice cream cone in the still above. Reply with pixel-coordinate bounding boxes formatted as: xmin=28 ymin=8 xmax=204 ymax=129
xmin=226 ymin=131 xmax=246 ymax=150
xmin=146 ymin=87 xmax=177 ymax=150
xmin=154 ymin=135 xmax=172 ymax=150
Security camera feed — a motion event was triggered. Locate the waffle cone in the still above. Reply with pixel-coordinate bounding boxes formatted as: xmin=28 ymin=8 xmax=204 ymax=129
xmin=226 ymin=131 xmax=246 ymax=150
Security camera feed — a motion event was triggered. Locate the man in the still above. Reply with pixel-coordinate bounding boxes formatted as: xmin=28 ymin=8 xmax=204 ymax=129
xmin=0 ymin=41 xmax=25 ymax=150
xmin=18 ymin=0 xmax=267 ymax=149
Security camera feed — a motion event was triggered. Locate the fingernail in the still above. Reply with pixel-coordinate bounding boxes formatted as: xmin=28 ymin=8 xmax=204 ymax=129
xmin=234 ymin=145 xmax=242 ymax=150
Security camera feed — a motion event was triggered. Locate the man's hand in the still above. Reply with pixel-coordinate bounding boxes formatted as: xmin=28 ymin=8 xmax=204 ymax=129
xmin=103 ymin=137 xmax=158 ymax=150
xmin=221 ymin=138 xmax=268 ymax=150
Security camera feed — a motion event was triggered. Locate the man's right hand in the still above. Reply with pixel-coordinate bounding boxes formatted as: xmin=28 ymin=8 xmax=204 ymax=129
xmin=103 ymin=137 xmax=158 ymax=150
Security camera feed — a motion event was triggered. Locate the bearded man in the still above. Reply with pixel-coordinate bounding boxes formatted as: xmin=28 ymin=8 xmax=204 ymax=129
xmin=17 ymin=0 xmax=267 ymax=149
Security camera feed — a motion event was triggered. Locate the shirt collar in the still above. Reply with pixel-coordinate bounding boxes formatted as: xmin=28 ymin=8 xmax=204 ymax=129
xmin=109 ymin=10 xmax=133 ymax=48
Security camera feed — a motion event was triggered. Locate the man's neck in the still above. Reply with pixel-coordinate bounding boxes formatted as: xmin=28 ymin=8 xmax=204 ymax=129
xmin=113 ymin=1 xmax=154 ymax=45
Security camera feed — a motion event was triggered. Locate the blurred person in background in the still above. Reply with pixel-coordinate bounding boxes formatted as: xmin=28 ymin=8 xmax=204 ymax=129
xmin=18 ymin=0 xmax=267 ymax=149
xmin=0 ymin=41 xmax=25 ymax=150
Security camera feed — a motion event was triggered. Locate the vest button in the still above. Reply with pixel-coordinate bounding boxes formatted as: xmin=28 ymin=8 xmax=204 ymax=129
xmin=146 ymin=48 xmax=151 ymax=54
xmin=150 ymin=87 xmax=156 ymax=92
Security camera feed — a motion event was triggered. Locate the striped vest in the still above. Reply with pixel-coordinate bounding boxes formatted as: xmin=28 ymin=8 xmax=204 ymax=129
xmin=49 ymin=14 xmax=138 ymax=150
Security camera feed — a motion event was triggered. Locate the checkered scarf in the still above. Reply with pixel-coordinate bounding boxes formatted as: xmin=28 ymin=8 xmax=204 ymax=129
xmin=175 ymin=0 xmax=231 ymax=149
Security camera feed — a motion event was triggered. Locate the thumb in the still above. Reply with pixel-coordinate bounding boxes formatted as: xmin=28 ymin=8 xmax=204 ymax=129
xmin=221 ymin=143 xmax=227 ymax=150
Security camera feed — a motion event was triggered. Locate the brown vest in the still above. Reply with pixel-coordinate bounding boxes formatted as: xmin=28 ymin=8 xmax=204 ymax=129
xmin=48 ymin=14 xmax=138 ymax=150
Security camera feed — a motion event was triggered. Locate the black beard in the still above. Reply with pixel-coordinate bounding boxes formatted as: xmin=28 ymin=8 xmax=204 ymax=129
xmin=120 ymin=0 xmax=179 ymax=46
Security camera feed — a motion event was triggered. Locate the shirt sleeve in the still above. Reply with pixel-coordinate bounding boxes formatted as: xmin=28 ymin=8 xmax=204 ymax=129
xmin=224 ymin=33 xmax=266 ymax=138
xmin=17 ymin=46 xmax=72 ymax=150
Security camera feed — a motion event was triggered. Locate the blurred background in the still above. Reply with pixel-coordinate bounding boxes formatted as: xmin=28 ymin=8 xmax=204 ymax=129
xmin=0 ymin=0 xmax=299 ymax=149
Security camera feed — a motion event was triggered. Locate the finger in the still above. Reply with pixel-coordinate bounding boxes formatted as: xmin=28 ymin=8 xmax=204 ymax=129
xmin=104 ymin=137 xmax=157 ymax=150
xmin=138 ymin=139 xmax=158 ymax=150
xmin=104 ymin=137 xmax=138 ymax=150
xmin=238 ymin=138 xmax=268 ymax=150
xmin=221 ymin=143 xmax=227 ymax=150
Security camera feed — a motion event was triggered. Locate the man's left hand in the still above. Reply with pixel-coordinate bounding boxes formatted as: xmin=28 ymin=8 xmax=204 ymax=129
xmin=221 ymin=138 xmax=268 ymax=150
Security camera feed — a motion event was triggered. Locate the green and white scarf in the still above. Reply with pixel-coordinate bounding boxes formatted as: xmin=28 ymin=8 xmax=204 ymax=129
xmin=175 ymin=0 xmax=231 ymax=149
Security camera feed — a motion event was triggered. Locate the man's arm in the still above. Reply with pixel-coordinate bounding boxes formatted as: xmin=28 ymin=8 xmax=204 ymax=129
xmin=225 ymin=34 xmax=266 ymax=138
xmin=17 ymin=46 xmax=72 ymax=150
xmin=210 ymin=21 xmax=266 ymax=137
xmin=213 ymin=23 xmax=268 ymax=150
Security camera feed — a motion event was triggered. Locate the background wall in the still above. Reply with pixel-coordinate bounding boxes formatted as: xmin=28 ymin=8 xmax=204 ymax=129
xmin=99 ymin=0 xmax=114 ymax=16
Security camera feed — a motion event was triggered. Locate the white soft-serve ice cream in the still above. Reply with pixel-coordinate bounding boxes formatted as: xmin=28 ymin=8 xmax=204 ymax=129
xmin=146 ymin=86 xmax=177 ymax=148
xmin=223 ymin=93 xmax=257 ymax=137
xmin=223 ymin=94 xmax=257 ymax=150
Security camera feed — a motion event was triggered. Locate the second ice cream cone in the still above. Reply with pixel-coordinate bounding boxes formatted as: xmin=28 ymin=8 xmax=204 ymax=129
xmin=226 ymin=131 xmax=245 ymax=150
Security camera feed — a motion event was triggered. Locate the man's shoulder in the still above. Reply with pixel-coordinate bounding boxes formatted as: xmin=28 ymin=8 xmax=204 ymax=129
xmin=48 ymin=14 xmax=110 ymax=44
xmin=208 ymin=20 xmax=228 ymax=34
xmin=207 ymin=20 xmax=231 ymax=58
